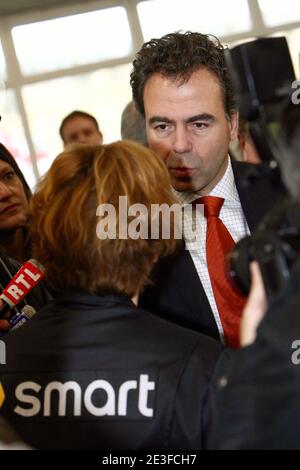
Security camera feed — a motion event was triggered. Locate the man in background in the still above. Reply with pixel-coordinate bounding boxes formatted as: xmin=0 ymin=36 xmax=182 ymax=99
xmin=59 ymin=110 xmax=103 ymax=147
xmin=121 ymin=100 xmax=147 ymax=146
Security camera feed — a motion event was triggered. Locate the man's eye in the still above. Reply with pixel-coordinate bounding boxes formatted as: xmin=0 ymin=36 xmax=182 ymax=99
xmin=193 ymin=122 xmax=208 ymax=129
xmin=154 ymin=124 xmax=169 ymax=131
xmin=3 ymin=171 xmax=15 ymax=181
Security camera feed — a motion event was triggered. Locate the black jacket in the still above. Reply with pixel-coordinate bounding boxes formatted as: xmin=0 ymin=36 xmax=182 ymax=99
xmin=140 ymin=160 xmax=285 ymax=340
xmin=0 ymin=291 xmax=222 ymax=449
xmin=206 ymin=260 xmax=300 ymax=449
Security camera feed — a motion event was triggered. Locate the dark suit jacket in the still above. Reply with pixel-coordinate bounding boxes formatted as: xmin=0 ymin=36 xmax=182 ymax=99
xmin=140 ymin=160 xmax=286 ymax=340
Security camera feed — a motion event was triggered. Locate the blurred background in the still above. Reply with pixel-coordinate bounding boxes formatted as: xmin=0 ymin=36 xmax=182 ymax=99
xmin=0 ymin=0 xmax=299 ymax=188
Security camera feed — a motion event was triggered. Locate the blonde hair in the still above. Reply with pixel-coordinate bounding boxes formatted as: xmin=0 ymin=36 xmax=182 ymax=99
xmin=30 ymin=141 xmax=178 ymax=296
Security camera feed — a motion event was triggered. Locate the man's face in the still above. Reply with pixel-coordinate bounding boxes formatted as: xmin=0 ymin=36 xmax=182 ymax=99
xmin=62 ymin=116 xmax=103 ymax=146
xmin=0 ymin=161 xmax=28 ymax=231
xmin=144 ymin=68 xmax=238 ymax=194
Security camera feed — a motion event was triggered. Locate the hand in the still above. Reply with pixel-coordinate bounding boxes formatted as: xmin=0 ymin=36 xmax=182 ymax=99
xmin=0 ymin=300 xmax=9 ymax=331
xmin=240 ymin=261 xmax=268 ymax=347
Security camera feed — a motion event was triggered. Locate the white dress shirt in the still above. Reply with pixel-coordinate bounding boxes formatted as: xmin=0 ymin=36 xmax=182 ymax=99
xmin=173 ymin=157 xmax=250 ymax=343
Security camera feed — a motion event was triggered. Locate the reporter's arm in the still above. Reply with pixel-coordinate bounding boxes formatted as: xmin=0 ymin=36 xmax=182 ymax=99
xmin=240 ymin=261 xmax=268 ymax=347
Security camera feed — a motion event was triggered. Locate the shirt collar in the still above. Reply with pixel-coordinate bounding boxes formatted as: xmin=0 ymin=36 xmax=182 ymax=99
xmin=172 ymin=156 xmax=240 ymax=206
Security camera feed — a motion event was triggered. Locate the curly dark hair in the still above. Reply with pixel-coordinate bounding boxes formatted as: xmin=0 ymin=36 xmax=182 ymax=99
xmin=130 ymin=31 xmax=236 ymax=118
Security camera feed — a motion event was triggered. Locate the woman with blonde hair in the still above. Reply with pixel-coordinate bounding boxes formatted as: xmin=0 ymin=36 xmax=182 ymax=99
xmin=0 ymin=141 xmax=221 ymax=449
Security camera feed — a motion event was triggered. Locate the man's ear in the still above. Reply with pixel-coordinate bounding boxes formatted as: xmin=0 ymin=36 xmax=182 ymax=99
xmin=229 ymin=111 xmax=239 ymax=141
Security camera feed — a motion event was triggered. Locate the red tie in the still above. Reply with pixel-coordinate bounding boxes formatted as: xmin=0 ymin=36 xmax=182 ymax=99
xmin=198 ymin=196 xmax=247 ymax=348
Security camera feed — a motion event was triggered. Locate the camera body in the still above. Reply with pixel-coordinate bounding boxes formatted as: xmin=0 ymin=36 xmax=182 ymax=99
xmin=229 ymin=198 xmax=300 ymax=301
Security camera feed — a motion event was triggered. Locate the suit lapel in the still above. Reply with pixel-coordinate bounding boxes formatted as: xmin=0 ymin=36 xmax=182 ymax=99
xmin=147 ymin=242 xmax=220 ymax=339
xmin=173 ymin=246 xmax=219 ymax=336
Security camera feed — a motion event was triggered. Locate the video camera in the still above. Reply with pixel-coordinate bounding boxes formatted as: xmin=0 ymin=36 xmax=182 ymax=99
xmin=229 ymin=198 xmax=300 ymax=301
xmin=225 ymin=36 xmax=295 ymax=164
xmin=225 ymin=37 xmax=300 ymax=301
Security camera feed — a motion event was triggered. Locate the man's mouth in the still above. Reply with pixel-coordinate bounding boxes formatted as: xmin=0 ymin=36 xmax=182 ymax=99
xmin=170 ymin=167 xmax=195 ymax=177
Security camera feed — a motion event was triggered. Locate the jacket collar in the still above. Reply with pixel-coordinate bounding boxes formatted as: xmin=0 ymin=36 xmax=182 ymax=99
xmin=52 ymin=289 xmax=135 ymax=310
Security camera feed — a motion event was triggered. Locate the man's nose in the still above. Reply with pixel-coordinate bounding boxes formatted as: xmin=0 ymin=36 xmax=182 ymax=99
xmin=172 ymin=127 xmax=192 ymax=154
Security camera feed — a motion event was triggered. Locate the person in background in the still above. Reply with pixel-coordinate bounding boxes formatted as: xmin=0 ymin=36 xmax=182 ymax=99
xmin=59 ymin=110 xmax=103 ymax=147
xmin=229 ymin=118 xmax=262 ymax=163
xmin=0 ymin=145 xmax=51 ymax=332
xmin=131 ymin=31 xmax=283 ymax=348
xmin=121 ymin=100 xmax=148 ymax=146
xmin=0 ymin=143 xmax=31 ymax=263
xmin=237 ymin=118 xmax=262 ymax=164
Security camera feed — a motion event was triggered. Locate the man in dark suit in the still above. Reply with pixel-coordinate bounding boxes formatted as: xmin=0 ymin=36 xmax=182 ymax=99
xmin=130 ymin=31 xmax=283 ymax=347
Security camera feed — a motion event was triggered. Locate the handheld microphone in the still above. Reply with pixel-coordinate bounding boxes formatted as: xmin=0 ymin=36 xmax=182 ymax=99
xmin=0 ymin=305 xmax=37 ymax=337
xmin=9 ymin=305 xmax=37 ymax=331
xmin=0 ymin=259 xmax=45 ymax=318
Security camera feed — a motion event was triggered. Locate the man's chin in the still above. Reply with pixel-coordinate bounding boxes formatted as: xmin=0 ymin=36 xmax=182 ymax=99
xmin=172 ymin=177 xmax=196 ymax=193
